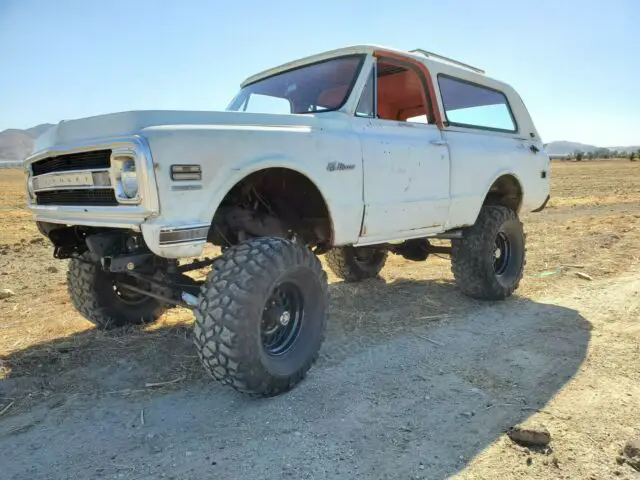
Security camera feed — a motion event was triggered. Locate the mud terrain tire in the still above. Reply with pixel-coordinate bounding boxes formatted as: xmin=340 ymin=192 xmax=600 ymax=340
xmin=451 ymin=205 xmax=525 ymax=300
xmin=67 ymin=252 xmax=167 ymax=329
xmin=194 ymin=237 xmax=328 ymax=396
xmin=326 ymin=246 xmax=387 ymax=282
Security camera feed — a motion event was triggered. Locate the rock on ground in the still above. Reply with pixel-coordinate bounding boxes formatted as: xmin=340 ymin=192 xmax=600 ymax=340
xmin=0 ymin=288 xmax=15 ymax=300
xmin=507 ymin=423 xmax=551 ymax=447
xmin=624 ymin=438 xmax=640 ymax=459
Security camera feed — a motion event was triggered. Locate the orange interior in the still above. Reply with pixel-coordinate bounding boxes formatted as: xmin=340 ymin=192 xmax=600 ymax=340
xmin=315 ymin=57 xmax=434 ymax=122
xmin=375 ymin=49 xmax=443 ymax=127
xmin=317 ymin=85 xmax=348 ymax=108
xmin=377 ymin=61 xmax=429 ymax=122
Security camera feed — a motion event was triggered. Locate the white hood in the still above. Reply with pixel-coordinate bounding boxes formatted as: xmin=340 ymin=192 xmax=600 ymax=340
xmin=32 ymin=110 xmax=322 ymax=155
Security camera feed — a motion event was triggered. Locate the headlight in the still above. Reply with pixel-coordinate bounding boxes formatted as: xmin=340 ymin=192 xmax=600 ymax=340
xmin=120 ymin=159 xmax=138 ymax=198
xmin=112 ymin=156 xmax=140 ymax=203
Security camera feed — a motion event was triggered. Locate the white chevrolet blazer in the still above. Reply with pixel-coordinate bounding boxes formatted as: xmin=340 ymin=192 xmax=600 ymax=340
xmin=25 ymin=45 xmax=550 ymax=396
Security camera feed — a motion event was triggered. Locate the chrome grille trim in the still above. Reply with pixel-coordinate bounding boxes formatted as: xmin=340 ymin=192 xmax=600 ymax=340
xmin=159 ymin=224 xmax=210 ymax=245
xmin=31 ymin=169 xmax=111 ymax=192
xmin=25 ymin=136 xmax=159 ymax=218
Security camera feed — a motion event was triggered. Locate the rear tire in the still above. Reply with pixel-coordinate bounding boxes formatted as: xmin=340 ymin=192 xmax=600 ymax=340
xmin=194 ymin=237 xmax=328 ymax=396
xmin=325 ymin=246 xmax=387 ymax=282
xmin=67 ymin=252 xmax=167 ymax=329
xmin=451 ymin=205 xmax=525 ymax=300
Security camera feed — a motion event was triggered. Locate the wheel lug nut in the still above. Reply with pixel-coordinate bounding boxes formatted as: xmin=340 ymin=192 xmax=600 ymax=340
xmin=279 ymin=311 xmax=291 ymax=326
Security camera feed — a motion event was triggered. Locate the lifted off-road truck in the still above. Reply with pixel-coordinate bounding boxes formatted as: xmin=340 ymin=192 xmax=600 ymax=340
xmin=25 ymin=45 xmax=550 ymax=396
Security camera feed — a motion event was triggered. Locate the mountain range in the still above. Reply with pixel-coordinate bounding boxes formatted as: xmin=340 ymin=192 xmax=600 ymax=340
xmin=0 ymin=123 xmax=638 ymax=162
xmin=543 ymin=140 xmax=640 ymax=156
xmin=0 ymin=124 xmax=54 ymax=163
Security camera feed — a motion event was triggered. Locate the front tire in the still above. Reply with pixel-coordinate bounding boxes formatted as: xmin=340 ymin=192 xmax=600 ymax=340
xmin=67 ymin=252 xmax=167 ymax=329
xmin=451 ymin=205 xmax=525 ymax=300
xmin=194 ymin=237 xmax=328 ymax=396
xmin=325 ymin=246 xmax=387 ymax=282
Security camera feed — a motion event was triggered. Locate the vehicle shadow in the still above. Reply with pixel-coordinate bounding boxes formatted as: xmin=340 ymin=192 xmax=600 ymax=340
xmin=0 ymin=277 xmax=591 ymax=480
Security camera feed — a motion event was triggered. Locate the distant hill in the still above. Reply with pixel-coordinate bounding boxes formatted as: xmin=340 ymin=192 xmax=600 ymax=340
xmin=545 ymin=140 xmax=640 ymax=156
xmin=544 ymin=141 xmax=598 ymax=155
xmin=0 ymin=123 xmax=54 ymax=162
xmin=25 ymin=124 xmax=54 ymax=139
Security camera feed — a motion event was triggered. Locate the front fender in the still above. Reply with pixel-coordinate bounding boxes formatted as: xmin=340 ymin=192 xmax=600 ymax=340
xmin=203 ymin=155 xmax=333 ymax=234
xmin=141 ymin=122 xmax=364 ymax=250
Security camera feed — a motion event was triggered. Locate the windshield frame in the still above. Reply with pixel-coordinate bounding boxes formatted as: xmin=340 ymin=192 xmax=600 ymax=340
xmin=227 ymin=54 xmax=367 ymax=115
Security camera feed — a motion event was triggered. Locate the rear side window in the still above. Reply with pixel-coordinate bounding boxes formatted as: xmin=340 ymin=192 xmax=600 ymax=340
xmin=438 ymin=75 xmax=517 ymax=132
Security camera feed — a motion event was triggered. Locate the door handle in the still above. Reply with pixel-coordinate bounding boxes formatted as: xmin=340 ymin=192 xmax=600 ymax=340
xmin=430 ymin=140 xmax=448 ymax=146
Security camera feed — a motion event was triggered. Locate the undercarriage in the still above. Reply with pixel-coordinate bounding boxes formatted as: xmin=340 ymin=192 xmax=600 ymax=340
xmin=40 ymin=224 xmax=209 ymax=309
xmin=39 ymin=203 xmax=524 ymax=396
xmin=39 ymin=221 xmax=456 ymax=310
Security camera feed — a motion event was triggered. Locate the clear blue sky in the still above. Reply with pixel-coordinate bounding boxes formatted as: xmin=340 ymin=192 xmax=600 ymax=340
xmin=1 ymin=0 xmax=638 ymax=146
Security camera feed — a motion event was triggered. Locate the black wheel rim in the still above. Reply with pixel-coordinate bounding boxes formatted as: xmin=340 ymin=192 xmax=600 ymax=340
xmin=261 ymin=282 xmax=304 ymax=356
xmin=493 ymin=231 xmax=512 ymax=275
xmin=112 ymin=275 xmax=150 ymax=306
xmin=353 ymin=247 xmax=377 ymax=267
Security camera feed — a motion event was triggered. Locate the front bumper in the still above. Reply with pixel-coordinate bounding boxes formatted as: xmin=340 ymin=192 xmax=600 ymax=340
xmin=35 ymin=216 xmax=210 ymax=259
xmin=31 ymin=205 xmax=150 ymax=230
xmin=141 ymin=222 xmax=209 ymax=258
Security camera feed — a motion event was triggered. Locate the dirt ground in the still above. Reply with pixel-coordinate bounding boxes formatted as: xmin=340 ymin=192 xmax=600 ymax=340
xmin=0 ymin=160 xmax=639 ymax=479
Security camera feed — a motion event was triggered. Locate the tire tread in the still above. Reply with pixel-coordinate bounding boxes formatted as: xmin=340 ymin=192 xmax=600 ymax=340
xmin=451 ymin=205 xmax=525 ymax=300
xmin=194 ymin=237 xmax=328 ymax=396
xmin=326 ymin=246 xmax=387 ymax=282
xmin=67 ymin=252 xmax=165 ymax=329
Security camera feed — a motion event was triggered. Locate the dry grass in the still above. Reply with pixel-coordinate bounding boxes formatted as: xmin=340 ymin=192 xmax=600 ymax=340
xmin=1 ymin=160 xmax=639 ymax=406
xmin=547 ymin=160 xmax=640 ymax=206
xmin=1 ymin=160 xmax=639 ymax=479
xmin=0 ymin=170 xmax=39 ymax=245
xmin=375 ymin=160 xmax=640 ymax=300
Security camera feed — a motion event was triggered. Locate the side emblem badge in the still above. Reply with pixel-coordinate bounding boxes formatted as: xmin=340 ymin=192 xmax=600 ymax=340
xmin=327 ymin=162 xmax=356 ymax=172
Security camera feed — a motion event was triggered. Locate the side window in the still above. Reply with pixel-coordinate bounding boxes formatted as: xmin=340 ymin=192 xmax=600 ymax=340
xmin=355 ymin=69 xmax=375 ymax=118
xmin=438 ymin=76 xmax=516 ymax=132
xmin=242 ymin=94 xmax=291 ymax=114
xmin=375 ymin=60 xmax=433 ymax=124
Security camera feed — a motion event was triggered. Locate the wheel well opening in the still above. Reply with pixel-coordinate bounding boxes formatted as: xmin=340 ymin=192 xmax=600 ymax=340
xmin=208 ymin=168 xmax=332 ymax=250
xmin=484 ymin=175 xmax=523 ymax=212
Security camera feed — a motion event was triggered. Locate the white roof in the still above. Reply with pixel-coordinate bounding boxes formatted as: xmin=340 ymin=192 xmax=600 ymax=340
xmin=237 ymin=44 xmax=534 ymax=137
xmin=241 ymin=44 xmax=489 ymax=87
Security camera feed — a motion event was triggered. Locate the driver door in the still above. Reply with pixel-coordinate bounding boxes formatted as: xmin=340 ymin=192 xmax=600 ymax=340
xmin=354 ymin=59 xmax=450 ymax=243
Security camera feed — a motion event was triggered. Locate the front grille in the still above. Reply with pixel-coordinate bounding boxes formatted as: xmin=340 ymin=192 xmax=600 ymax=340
xmin=32 ymin=149 xmax=111 ymax=176
xmin=35 ymin=189 xmax=118 ymax=206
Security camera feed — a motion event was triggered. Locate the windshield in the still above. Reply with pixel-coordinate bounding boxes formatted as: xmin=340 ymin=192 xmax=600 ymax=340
xmin=227 ymin=55 xmax=365 ymax=115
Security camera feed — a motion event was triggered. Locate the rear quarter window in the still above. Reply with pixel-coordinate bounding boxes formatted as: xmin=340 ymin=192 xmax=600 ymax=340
xmin=438 ymin=75 xmax=517 ymax=132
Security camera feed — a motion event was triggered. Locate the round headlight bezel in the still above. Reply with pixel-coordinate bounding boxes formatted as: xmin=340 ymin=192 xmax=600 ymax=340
xmin=120 ymin=159 xmax=138 ymax=199
xmin=112 ymin=155 xmax=141 ymax=204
